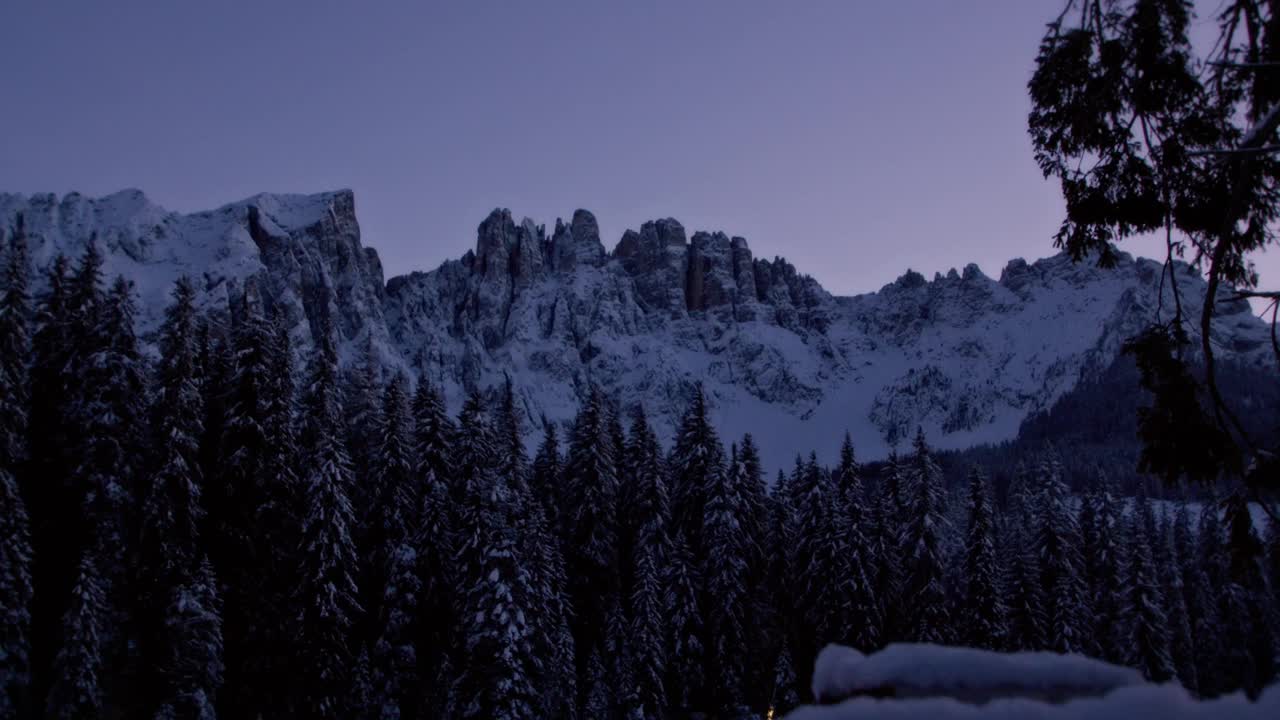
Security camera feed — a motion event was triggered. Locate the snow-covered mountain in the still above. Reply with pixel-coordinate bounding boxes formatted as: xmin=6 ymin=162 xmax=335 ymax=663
xmin=1 ymin=189 xmax=1272 ymax=470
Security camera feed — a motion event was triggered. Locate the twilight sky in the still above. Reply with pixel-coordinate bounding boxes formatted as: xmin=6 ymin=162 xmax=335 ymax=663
xmin=1 ymin=0 xmax=1275 ymax=300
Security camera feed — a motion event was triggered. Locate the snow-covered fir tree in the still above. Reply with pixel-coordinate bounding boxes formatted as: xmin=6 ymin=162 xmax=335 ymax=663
xmin=561 ymin=385 xmax=621 ymax=712
xmin=1088 ymin=473 xmax=1128 ymax=665
xmin=140 ymin=278 xmax=206 ymax=594
xmin=366 ymin=374 xmax=421 ymax=720
xmin=344 ymin=335 xmax=384 ymax=494
xmin=789 ymin=454 xmax=840 ymax=683
xmin=1192 ymin=488 xmax=1229 ymax=697
xmin=702 ymin=441 xmax=751 ymax=715
xmin=154 ymin=558 xmax=222 ymax=720
xmin=1162 ymin=500 xmax=1197 ymax=693
xmin=525 ymin=416 xmax=577 ymax=720
xmin=827 ymin=434 xmax=879 ymax=651
xmin=901 ymin=429 xmax=950 ymax=644
xmin=1219 ymin=492 xmax=1276 ymax=698
xmin=1002 ymin=462 xmax=1045 ymax=651
xmin=0 ymin=218 xmax=33 ymax=720
xmin=293 ymin=308 xmax=363 ymax=719
xmin=625 ymin=408 xmax=669 ymax=720
xmin=960 ymin=467 xmax=1006 ymax=650
xmin=363 ymin=373 xmax=415 ymax=620
xmin=663 ymin=535 xmax=703 ymax=715
xmin=0 ymin=467 xmax=32 ymax=720
xmin=871 ymin=449 xmax=907 ymax=641
xmin=1168 ymin=500 xmax=1203 ymax=694
xmin=451 ymin=393 xmax=540 ymax=719
xmin=1124 ymin=493 xmax=1174 ymax=683
xmin=79 ymin=275 xmax=148 ymax=588
xmin=213 ymin=281 xmax=298 ymax=718
xmin=1033 ymin=455 xmax=1088 ymax=654
xmin=46 ymin=550 xmax=105 ymax=720
xmin=137 ymin=278 xmax=210 ymax=714
xmin=0 ymin=216 xmax=29 ymax=477
xmin=530 ymin=420 xmax=563 ymax=527
xmin=409 ymin=378 xmax=458 ymax=714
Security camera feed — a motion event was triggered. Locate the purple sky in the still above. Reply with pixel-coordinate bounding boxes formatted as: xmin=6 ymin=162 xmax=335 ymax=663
xmin=1 ymin=0 xmax=1275 ymax=301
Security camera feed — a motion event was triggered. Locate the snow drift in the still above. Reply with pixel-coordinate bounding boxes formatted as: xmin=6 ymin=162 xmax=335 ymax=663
xmin=811 ymin=644 xmax=1144 ymax=705
xmin=797 ymin=643 xmax=1276 ymax=719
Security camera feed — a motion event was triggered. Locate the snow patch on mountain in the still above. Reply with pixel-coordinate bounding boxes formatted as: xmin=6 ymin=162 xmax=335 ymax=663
xmin=1 ymin=189 xmax=1272 ymax=471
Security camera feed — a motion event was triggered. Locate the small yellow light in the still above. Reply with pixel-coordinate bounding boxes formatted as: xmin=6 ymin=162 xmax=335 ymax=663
xmin=766 ymin=706 xmax=775 ymax=720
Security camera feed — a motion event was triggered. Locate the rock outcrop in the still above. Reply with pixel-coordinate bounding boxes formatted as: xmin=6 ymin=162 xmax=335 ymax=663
xmin=2 ymin=189 xmax=1272 ymax=469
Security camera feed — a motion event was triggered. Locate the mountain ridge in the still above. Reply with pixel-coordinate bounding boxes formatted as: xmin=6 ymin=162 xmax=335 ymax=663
xmin=1 ymin=188 xmax=1272 ymax=471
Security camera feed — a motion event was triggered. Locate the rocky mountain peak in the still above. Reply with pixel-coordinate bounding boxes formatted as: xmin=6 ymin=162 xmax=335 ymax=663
xmin=3 ymin=188 xmax=1272 ymax=470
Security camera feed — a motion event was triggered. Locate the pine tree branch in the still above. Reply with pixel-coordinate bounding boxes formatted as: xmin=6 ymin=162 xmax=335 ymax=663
xmin=1188 ymin=144 xmax=1280 ymax=156
xmin=1206 ymin=60 xmax=1280 ymax=69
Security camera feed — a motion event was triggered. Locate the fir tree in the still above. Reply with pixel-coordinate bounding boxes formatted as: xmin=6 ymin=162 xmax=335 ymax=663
xmin=409 ymin=379 xmax=457 ymax=712
xmin=1124 ymin=494 xmax=1174 ymax=683
xmin=137 ymin=278 xmax=208 ymax=713
xmin=828 ymin=433 xmax=879 ymax=650
xmin=363 ymin=374 xmax=416 ymax=636
xmin=530 ymin=420 xmax=563 ymax=527
xmin=365 ymin=374 xmax=420 ymax=720
xmin=140 ymin=277 xmax=206 ymax=592
xmin=702 ymin=441 xmax=751 ymax=714
xmin=1162 ymin=501 xmax=1197 ymax=693
xmin=24 ymin=253 xmax=74 ymax=708
xmin=154 ymin=558 xmax=222 ymax=720
xmin=960 ymin=467 xmax=1006 ymax=649
xmin=901 ymin=429 xmax=949 ymax=644
xmin=1002 ymin=462 xmax=1044 ymax=651
xmin=496 ymin=378 xmax=572 ymax=719
xmin=663 ymin=536 xmax=703 ymax=716
xmin=1089 ymin=474 xmax=1128 ymax=665
xmin=1219 ymin=492 xmax=1276 ymax=698
xmin=736 ymin=433 xmax=775 ymax=707
xmin=872 ymin=450 xmax=907 ymax=641
xmin=1033 ymin=455 xmax=1088 ymax=654
xmin=214 ymin=281 xmax=293 ymax=718
xmin=0 ymin=215 xmax=30 ymax=474
xmin=562 ymin=386 xmax=620 ymax=710
xmin=0 ymin=470 xmax=32 ymax=720
xmin=1169 ymin=500 xmax=1204 ymax=695
xmin=788 ymin=454 xmax=838 ymax=687
xmin=451 ymin=393 xmax=540 ymax=719
xmin=627 ymin=408 xmax=669 ymax=720
xmin=46 ymin=551 xmax=105 ymax=720
xmin=344 ymin=335 xmax=384 ymax=489
xmin=769 ymin=640 xmax=801 ymax=717
xmin=294 ymin=309 xmax=362 ymax=719
xmin=668 ymin=385 xmax=720 ymax=565
xmin=1193 ymin=489 xmax=1228 ymax=696
xmin=0 ymin=218 xmax=33 ymax=719
xmin=369 ymin=542 xmax=420 ymax=720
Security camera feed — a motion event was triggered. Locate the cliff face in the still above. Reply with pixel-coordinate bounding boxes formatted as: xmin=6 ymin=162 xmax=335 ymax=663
xmin=2 ymin=189 xmax=1271 ymax=469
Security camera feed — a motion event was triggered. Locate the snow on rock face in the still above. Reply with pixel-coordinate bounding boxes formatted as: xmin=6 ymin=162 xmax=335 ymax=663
xmin=3 ymin=189 xmax=1273 ymax=470
xmin=0 ymin=188 xmax=393 ymax=367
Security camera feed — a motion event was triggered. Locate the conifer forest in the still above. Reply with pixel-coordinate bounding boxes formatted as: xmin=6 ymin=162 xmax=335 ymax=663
xmin=0 ymin=228 xmax=1278 ymax=720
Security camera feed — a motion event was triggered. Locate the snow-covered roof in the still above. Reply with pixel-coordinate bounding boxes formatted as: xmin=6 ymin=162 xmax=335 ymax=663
xmin=786 ymin=682 xmax=1279 ymax=720
xmin=812 ymin=644 xmax=1143 ymax=704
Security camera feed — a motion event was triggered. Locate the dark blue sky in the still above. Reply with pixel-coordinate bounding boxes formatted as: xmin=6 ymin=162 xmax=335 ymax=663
xmin=2 ymin=0 xmax=1272 ymax=297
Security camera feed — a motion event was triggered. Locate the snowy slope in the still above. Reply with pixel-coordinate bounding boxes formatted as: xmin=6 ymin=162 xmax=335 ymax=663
xmin=1 ymin=190 xmax=1272 ymax=471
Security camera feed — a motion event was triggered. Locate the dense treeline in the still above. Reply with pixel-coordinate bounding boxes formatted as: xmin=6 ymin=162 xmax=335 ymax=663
xmin=1 ymin=227 xmax=1279 ymax=720
xmin=938 ymin=354 xmax=1280 ymax=501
